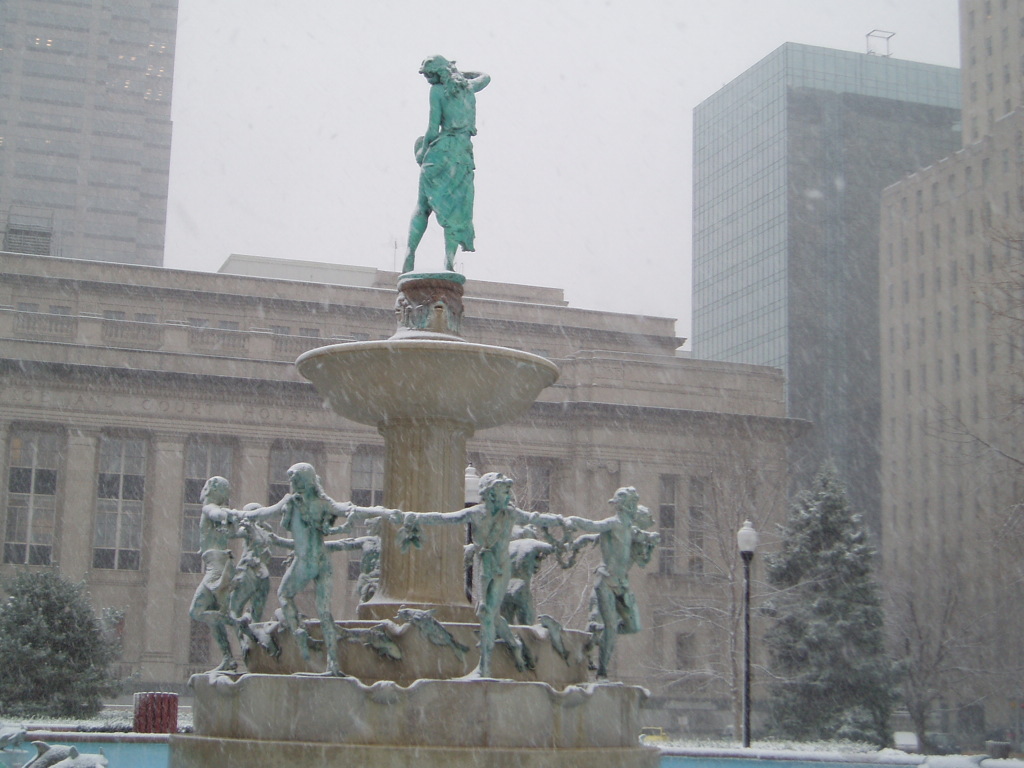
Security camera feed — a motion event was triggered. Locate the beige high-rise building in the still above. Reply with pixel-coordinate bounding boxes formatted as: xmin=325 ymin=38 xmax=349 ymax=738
xmin=880 ymin=0 xmax=1024 ymax=740
xmin=0 ymin=250 xmax=803 ymax=734
xmin=0 ymin=0 xmax=177 ymax=265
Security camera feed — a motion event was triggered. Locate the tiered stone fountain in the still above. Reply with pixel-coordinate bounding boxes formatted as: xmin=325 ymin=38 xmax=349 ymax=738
xmin=168 ymin=273 xmax=658 ymax=767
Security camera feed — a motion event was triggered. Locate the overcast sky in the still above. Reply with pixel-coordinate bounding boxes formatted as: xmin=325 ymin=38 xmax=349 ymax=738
xmin=164 ymin=1 xmax=961 ymax=338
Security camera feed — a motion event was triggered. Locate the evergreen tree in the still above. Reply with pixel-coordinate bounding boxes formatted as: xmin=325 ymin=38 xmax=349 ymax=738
xmin=763 ymin=465 xmax=896 ymax=746
xmin=0 ymin=571 xmax=121 ymax=717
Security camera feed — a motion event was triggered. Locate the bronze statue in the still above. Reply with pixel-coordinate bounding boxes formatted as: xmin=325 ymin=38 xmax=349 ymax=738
xmin=399 ymin=472 xmax=568 ymax=677
xmin=403 ymin=55 xmax=490 ymax=273
xmin=187 ymin=476 xmax=244 ymax=672
xmin=564 ymin=487 xmax=659 ymax=678
xmin=244 ymin=463 xmax=399 ymax=676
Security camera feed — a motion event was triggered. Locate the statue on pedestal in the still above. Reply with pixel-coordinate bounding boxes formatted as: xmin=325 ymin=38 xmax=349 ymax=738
xmin=403 ymin=55 xmax=490 ymax=273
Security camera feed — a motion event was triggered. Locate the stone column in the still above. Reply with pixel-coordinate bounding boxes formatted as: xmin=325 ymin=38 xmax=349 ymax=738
xmin=140 ymin=433 xmax=186 ymax=683
xmin=61 ymin=429 xmax=100 ymax=579
xmin=358 ymin=417 xmax=476 ymax=623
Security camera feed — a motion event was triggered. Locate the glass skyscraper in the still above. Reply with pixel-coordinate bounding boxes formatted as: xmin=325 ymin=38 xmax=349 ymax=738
xmin=692 ymin=43 xmax=961 ymax=528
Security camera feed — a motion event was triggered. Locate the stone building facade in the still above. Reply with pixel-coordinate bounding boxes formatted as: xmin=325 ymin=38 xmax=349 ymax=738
xmin=0 ymin=251 xmax=802 ymax=733
xmin=879 ymin=0 xmax=1024 ymax=738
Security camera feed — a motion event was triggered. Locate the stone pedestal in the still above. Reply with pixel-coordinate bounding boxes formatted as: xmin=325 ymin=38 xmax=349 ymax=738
xmin=171 ymin=676 xmax=659 ymax=768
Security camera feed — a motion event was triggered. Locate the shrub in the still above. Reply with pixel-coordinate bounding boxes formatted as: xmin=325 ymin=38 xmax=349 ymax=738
xmin=0 ymin=571 xmax=121 ymax=717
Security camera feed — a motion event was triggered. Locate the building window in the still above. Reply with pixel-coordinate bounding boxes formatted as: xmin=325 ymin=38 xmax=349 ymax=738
xmin=93 ymin=436 xmax=146 ymax=570
xmin=189 ymin=620 xmax=210 ymax=665
xmin=675 ymin=632 xmax=697 ymax=670
xmin=658 ymin=475 xmax=677 ymax=576
xmin=512 ymin=460 xmax=552 ymax=514
xmin=348 ymin=450 xmax=385 ymax=579
xmin=351 ymin=451 xmax=385 ymax=507
xmin=4 ymin=429 xmax=61 ymax=565
xmin=180 ymin=440 xmax=234 ymax=573
xmin=688 ymin=478 xmax=706 ymax=575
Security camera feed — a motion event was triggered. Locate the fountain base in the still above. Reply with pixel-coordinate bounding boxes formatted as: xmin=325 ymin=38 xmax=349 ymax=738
xmin=171 ymin=675 xmax=658 ymax=768
xmin=243 ymin=619 xmax=593 ymax=687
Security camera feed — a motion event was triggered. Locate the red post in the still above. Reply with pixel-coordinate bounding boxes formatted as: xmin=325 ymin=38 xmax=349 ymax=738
xmin=133 ymin=691 xmax=178 ymax=733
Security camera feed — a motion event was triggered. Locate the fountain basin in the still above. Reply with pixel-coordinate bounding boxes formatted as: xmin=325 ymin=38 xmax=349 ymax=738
xmin=296 ymin=339 xmax=559 ymax=429
xmin=174 ymin=675 xmax=658 ymax=767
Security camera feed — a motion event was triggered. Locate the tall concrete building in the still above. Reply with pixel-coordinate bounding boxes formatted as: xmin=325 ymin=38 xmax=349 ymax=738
xmin=692 ymin=43 xmax=961 ymax=533
xmin=880 ymin=0 xmax=1024 ymax=737
xmin=0 ymin=0 xmax=177 ymax=265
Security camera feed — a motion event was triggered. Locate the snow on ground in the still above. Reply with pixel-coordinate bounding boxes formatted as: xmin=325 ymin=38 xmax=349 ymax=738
xmin=0 ymin=706 xmax=193 ymax=733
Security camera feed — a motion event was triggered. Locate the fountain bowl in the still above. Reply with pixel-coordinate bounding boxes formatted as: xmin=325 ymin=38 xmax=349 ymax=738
xmin=297 ymin=339 xmax=559 ymax=429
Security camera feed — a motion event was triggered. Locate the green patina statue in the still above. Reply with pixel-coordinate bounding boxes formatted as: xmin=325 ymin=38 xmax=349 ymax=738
xmin=230 ymin=512 xmax=274 ymax=626
xmin=501 ymin=526 xmax=596 ymax=626
xmin=243 ymin=463 xmax=400 ymax=676
xmin=188 ymin=479 xmax=274 ymax=675
xmin=500 ymin=534 xmax=555 ymax=626
xmin=399 ymin=472 xmax=568 ymax=678
xmin=564 ymin=487 xmax=660 ymax=678
xmin=187 ymin=476 xmax=248 ymax=672
xmin=403 ymin=55 xmax=490 ymax=273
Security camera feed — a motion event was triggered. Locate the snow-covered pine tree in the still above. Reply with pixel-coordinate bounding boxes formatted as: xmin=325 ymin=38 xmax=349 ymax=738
xmin=763 ymin=464 xmax=897 ymax=746
xmin=0 ymin=571 xmax=121 ymax=717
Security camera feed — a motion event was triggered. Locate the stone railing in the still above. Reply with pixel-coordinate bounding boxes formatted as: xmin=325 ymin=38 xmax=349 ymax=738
xmin=102 ymin=319 xmax=165 ymax=348
xmin=13 ymin=309 xmax=78 ymax=340
xmin=272 ymin=333 xmax=324 ymax=359
xmin=1 ymin=308 xmax=347 ymax=364
xmin=187 ymin=326 xmax=249 ymax=355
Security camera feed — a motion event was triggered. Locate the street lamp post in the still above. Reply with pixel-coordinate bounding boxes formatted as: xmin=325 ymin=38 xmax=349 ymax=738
xmin=737 ymin=520 xmax=758 ymax=748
